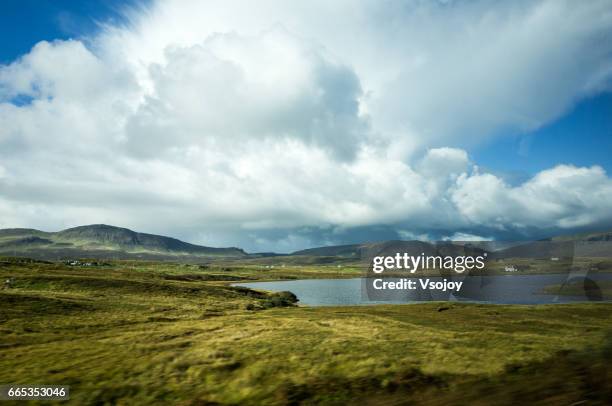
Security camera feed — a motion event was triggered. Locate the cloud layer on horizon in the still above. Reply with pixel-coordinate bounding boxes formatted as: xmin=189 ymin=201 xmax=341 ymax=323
xmin=1 ymin=0 xmax=612 ymax=252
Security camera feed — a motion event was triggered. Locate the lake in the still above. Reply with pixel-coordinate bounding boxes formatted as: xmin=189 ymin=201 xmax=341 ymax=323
xmin=234 ymin=274 xmax=612 ymax=306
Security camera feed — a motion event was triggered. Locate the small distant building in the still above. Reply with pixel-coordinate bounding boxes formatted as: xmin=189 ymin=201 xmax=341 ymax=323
xmin=504 ymin=265 xmax=518 ymax=272
xmin=551 ymin=257 xmax=559 ymax=261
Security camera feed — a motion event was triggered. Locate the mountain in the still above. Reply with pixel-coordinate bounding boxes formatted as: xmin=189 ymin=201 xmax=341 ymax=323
xmin=491 ymin=241 xmax=575 ymax=259
xmin=3 ymin=225 xmax=611 ymax=262
xmin=550 ymin=230 xmax=612 ymax=242
xmin=292 ymin=244 xmax=363 ymax=258
xmin=289 ymin=231 xmax=612 ymax=263
xmin=291 ymin=240 xmax=485 ymax=260
xmin=0 ymin=224 xmax=246 ymax=260
xmin=492 ymin=230 xmax=612 ymax=259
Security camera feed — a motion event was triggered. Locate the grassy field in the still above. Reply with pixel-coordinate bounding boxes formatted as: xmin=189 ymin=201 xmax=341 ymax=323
xmin=1 ymin=258 xmax=611 ymax=405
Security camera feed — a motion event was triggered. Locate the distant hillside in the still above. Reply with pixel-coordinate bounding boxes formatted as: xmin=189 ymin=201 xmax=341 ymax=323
xmin=493 ymin=230 xmax=612 ymax=258
xmin=3 ymin=225 xmax=610 ymax=262
xmin=0 ymin=224 xmax=246 ymax=260
xmin=292 ymin=244 xmax=363 ymax=258
xmin=291 ymin=240 xmax=484 ymax=260
xmin=550 ymin=230 xmax=612 ymax=242
xmin=289 ymin=231 xmax=612 ymax=263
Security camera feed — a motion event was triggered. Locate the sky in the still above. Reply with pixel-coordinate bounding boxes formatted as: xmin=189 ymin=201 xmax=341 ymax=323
xmin=1 ymin=0 xmax=612 ymax=252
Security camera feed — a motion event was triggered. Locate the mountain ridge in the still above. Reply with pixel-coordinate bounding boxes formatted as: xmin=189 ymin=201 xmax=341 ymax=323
xmin=2 ymin=225 xmax=611 ymax=261
xmin=0 ymin=224 xmax=246 ymax=259
xmin=289 ymin=231 xmax=612 ymax=258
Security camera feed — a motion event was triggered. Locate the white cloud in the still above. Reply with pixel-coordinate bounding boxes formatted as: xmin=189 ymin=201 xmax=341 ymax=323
xmin=372 ymin=0 xmax=612 ymax=148
xmin=1 ymin=0 xmax=612 ymax=251
xmin=94 ymin=0 xmax=612 ymax=152
xmin=452 ymin=165 xmax=612 ymax=230
xmin=0 ymin=40 xmax=135 ymax=103
xmin=443 ymin=233 xmax=492 ymax=242
xmin=122 ymin=27 xmax=366 ymax=160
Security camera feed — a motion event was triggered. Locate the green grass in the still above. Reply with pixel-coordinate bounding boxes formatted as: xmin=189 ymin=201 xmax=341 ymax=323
xmin=1 ymin=260 xmax=611 ymax=405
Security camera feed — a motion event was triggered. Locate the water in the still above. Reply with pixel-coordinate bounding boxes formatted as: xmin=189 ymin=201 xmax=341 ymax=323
xmin=234 ymin=274 xmax=612 ymax=306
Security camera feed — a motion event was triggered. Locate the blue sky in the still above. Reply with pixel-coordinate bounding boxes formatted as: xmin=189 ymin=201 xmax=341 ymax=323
xmin=474 ymin=93 xmax=612 ymax=181
xmin=1 ymin=0 xmax=612 ymax=251
xmin=0 ymin=0 xmax=142 ymax=64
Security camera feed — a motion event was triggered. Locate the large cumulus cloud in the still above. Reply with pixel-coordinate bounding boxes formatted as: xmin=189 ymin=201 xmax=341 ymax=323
xmin=1 ymin=0 xmax=612 ymax=251
xmin=452 ymin=165 xmax=612 ymax=230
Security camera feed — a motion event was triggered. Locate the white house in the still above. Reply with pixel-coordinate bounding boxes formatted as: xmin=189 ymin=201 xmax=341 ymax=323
xmin=504 ymin=265 xmax=518 ymax=272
